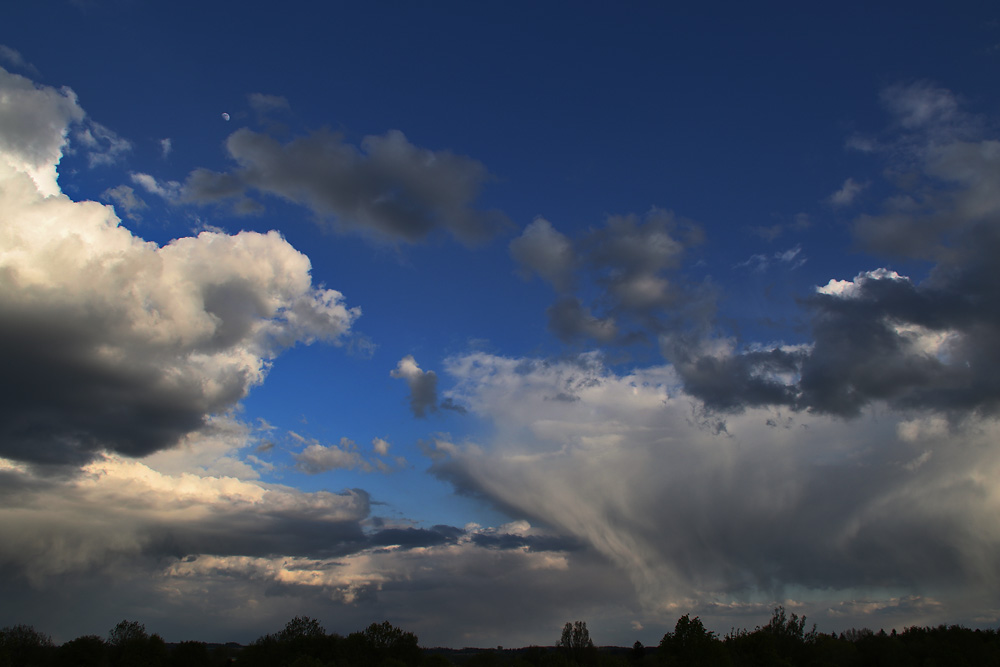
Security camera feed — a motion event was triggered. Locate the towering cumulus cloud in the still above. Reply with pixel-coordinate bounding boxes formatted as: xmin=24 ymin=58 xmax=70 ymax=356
xmin=0 ymin=67 xmax=359 ymax=464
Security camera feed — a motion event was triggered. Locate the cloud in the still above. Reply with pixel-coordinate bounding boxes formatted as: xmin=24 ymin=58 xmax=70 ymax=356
xmin=547 ymin=297 xmax=618 ymax=344
xmin=160 ymin=138 xmax=172 ymax=158
xmin=666 ymin=82 xmax=1000 ymax=419
xmin=372 ymin=437 xmax=391 ymax=456
xmin=131 ymin=171 xmax=181 ymax=200
xmin=183 ymin=127 xmax=511 ymax=245
xmin=510 ymin=216 xmax=576 ymax=292
xmin=101 ymin=184 xmax=147 ymax=221
xmin=0 ymin=68 xmax=360 ymax=465
xmin=435 ymin=351 xmax=1000 ymax=617
xmin=586 ymin=210 xmax=701 ymax=312
xmin=880 ymin=81 xmax=962 ymax=131
xmin=0 ymin=67 xmax=84 ymax=196
xmin=0 ymin=444 xmax=620 ymax=646
xmin=734 ymin=245 xmax=806 ymax=273
xmin=390 ymin=355 xmax=439 ymax=418
xmin=750 ymin=213 xmax=810 ymax=242
xmin=248 ymin=93 xmax=290 ymax=116
xmin=828 ymin=177 xmax=867 ymax=207
xmin=517 ymin=209 xmax=706 ymax=343
xmin=74 ymin=120 xmax=131 ymax=167
xmin=293 ymin=436 xmax=369 ymax=474
xmin=0 ymin=45 xmax=40 ymax=77
xmin=0 ymin=452 xmax=371 ymax=585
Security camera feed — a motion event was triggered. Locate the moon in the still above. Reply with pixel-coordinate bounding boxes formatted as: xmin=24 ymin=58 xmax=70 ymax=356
xmin=221 ymin=112 xmax=230 ymax=121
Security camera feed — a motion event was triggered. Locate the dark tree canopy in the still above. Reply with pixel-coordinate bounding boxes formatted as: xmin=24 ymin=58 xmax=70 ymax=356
xmin=278 ymin=616 xmax=327 ymax=641
xmin=0 ymin=624 xmax=55 ymax=667
xmin=659 ymin=614 xmax=728 ymax=667
xmin=106 ymin=620 xmax=147 ymax=647
xmin=4 ymin=610 xmax=1000 ymax=667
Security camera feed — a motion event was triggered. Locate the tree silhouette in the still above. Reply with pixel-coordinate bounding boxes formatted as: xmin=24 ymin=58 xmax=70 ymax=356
xmin=56 ymin=635 xmax=108 ymax=667
xmin=0 ymin=624 xmax=54 ymax=667
xmin=659 ymin=614 xmax=729 ymax=667
xmin=107 ymin=621 xmax=146 ymax=648
xmin=106 ymin=620 xmax=166 ymax=667
xmin=278 ymin=616 xmax=326 ymax=642
xmin=629 ymin=640 xmax=646 ymax=664
xmin=347 ymin=621 xmax=421 ymax=666
xmin=166 ymin=640 xmax=211 ymax=667
xmin=557 ymin=621 xmax=597 ymax=666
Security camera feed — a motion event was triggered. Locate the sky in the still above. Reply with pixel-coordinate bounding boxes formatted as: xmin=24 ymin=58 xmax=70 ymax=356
xmin=2 ymin=0 xmax=1000 ymax=649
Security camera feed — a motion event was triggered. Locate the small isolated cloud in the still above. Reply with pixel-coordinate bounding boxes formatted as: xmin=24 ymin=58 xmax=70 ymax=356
xmin=828 ymin=177 xmax=867 ymax=207
xmin=101 ymin=184 xmax=147 ymax=221
xmin=390 ymin=355 xmax=438 ymax=418
xmin=372 ymin=437 xmax=390 ymax=456
xmin=183 ymin=127 xmax=511 ymax=245
xmin=736 ymin=245 xmax=806 ymax=273
xmin=160 ymin=137 xmax=172 ymax=158
xmin=880 ymin=81 xmax=960 ymax=130
xmin=293 ymin=436 xmax=368 ymax=474
xmin=750 ymin=214 xmax=810 ymax=242
xmin=751 ymin=224 xmax=784 ymax=241
xmin=248 ymin=93 xmax=290 ymax=116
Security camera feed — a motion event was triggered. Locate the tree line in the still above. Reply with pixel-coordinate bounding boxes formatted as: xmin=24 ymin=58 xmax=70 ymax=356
xmin=3 ymin=607 xmax=1000 ymax=666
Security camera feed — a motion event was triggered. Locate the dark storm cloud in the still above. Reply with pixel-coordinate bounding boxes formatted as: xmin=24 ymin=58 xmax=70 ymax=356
xmin=663 ymin=340 xmax=805 ymax=412
xmin=143 ymin=491 xmax=372 ymax=560
xmin=0 ymin=307 xmax=236 ymax=464
xmin=368 ymin=527 xmax=456 ymax=549
xmin=184 ymin=127 xmax=511 ymax=245
xmin=470 ymin=530 xmax=582 ymax=553
xmin=666 ymin=82 xmax=1000 ymax=419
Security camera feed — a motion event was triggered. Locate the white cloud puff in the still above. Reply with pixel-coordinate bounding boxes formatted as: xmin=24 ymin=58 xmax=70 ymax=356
xmin=0 ymin=66 xmax=360 ymax=464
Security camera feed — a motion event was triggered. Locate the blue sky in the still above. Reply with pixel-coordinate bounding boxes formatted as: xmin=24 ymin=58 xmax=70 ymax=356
xmin=3 ymin=0 xmax=1000 ymax=649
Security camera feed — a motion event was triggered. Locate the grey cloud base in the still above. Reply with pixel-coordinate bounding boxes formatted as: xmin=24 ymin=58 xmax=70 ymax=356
xmin=435 ymin=353 xmax=1000 ymax=616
